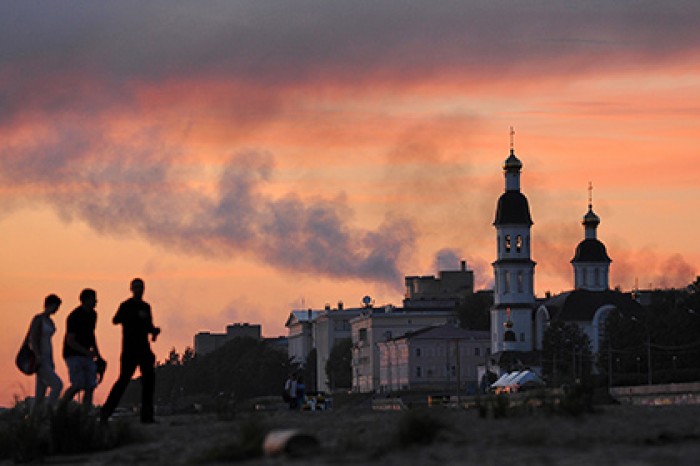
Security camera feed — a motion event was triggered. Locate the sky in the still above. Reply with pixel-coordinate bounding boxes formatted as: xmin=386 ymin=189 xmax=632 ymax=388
xmin=1 ymin=1 xmax=699 ymax=405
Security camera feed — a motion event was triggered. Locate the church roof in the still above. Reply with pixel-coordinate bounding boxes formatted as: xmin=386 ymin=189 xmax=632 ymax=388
xmin=571 ymin=238 xmax=612 ymax=263
xmin=542 ymin=289 xmax=643 ymax=322
xmin=494 ymin=191 xmax=533 ymax=226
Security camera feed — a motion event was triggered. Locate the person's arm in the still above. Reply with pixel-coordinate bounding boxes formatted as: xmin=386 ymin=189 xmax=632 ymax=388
xmin=146 ymin=303 xmax=161 ymax=341
xmin=113 ymin=303 xmax=125 ymax=325
xmin=65 ymin=332 xmax=95 ymax=358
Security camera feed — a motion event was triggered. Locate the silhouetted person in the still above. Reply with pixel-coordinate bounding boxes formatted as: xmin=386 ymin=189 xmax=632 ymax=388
xmin=101 ymin=278 xmax=160 ymax=424
xmin=61 ymin=288 xmax=104 ymax=408
xmin=30 ymin=294 xmax=64 ymax=415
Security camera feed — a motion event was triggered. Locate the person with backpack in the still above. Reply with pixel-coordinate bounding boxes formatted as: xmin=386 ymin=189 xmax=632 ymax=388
xmin=29 ymin=294 xmax=64 ymax=415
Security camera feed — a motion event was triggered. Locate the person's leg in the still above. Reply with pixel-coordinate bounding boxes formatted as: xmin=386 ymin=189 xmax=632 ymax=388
xmin=138 ymin=352 xmax=156 ymax=422
xmin=44 ymin=365 xmax=64 ymax=408
xmin=101 ymin=355 xmax=137 ymax=421
xmin=60 ymin=357 xmax=82 ymax=406
xmin=81 ymin=357 xmax=97 ymax=408
xmin=32 ymin=368 xmax=48 ymax=416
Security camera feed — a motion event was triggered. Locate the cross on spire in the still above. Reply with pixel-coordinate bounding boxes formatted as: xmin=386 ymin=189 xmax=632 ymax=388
xmin=510 ymin=126 xmax=515 ymax=150
xmin=588 ymin=181 xmax=593 ymax=209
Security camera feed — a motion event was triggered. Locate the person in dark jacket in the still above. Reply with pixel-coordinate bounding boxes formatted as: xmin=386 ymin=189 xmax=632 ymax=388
xmin=61 ymin=288 xmax=104 ymax=409
xmin=100 ymin=278 xmax=160 ymax=423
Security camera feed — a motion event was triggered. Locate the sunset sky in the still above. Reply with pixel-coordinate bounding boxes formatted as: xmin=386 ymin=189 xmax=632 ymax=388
xmin=1 ymin=1 xmax=699 ymax=405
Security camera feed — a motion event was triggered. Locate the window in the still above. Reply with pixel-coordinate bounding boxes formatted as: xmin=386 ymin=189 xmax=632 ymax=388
xmin=474 ymin=347 xmax=480 ymax=356
xmin=517 ymin=271 xmax=523 ymax=293
xmin=450 ymin=366 xmax=456 ymax=377
xmin=358 ymin=328 xmax=367 ymax=343
xmin=504 ymin=272 xmax=510 ymax=293
xmin=594 ymin=268 xmax=600 ymax=286
xmin=415 ymin=347 xmax=421 ymax=357
xmin=505 ymin=235 xmax=511 ymax=252
xmin=504 ymin=330 xmax=516 ymax=342
xmin=416 ymin=366 xmax=422 ymax=378
xmin=516 ymin=235 xmax=523 ymax=252
xmin=520 ymin=332 xmax=525 ymax=342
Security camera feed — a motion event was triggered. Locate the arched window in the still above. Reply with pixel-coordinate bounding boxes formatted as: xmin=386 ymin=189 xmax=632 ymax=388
xmin=505 ymin=235 xmax=511 ymax=252
xmin=594 ymin=268 xmax=600 ymax=286
xmin=516 ymin=235 xmax=523 ymax=252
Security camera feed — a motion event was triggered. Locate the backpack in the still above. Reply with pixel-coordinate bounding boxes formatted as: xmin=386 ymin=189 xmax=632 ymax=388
xmin=16 ymin=317 xmax=40 ymax=375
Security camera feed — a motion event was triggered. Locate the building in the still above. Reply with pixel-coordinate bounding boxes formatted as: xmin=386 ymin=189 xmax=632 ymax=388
xmin=312 ymin=304 xmax=363 ymax=392
xmin=404 ymin=260 xmax=475 ymax=308
xmin=194 ymin=323 xmax=262 ymax=355
xmin=488 ymin=144 xmax=642 ymax=375
xmin=285 ymin=309 xmax=323 ymax=366
xmin=491 ymin=145 xmax=536 ymax=355
xmin=377 ymin=324 xmax=490 ymax=393
xmin=535 ymin=189 xmax=643 ymax=355
xmin=351 ymin=307 xmax=457 ymax=393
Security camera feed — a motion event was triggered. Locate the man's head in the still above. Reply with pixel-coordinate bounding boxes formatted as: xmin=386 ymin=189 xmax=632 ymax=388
xmin=130 ymin=278 xmax=145 ymax=299
xmin=44 ymin=294 xmax=62 ymax=314
xmin=79 ymin=288 xmax=97 ymax=310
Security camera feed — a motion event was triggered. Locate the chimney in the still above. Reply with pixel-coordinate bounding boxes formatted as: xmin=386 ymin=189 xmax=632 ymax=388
xmin=461 ymin=260 xmax=467 ymax=271
xmin=338 ymin=301 xmax=344 ymax=311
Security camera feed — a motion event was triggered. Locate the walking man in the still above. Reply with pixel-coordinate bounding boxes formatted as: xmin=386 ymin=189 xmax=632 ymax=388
xmin=101 ymin=278 xmax=160 ymax=424
xmin=62 ymin=288 xmax=104 ymax=408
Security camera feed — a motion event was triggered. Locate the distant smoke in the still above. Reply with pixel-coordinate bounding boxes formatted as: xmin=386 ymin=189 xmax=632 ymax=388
xmin=433 ymin=248 xmax=461 ymax=271
xmin=0 ymin=129 xmax=415 ymax=289
xmin=611 ymin=249 xmax=695 ymax=290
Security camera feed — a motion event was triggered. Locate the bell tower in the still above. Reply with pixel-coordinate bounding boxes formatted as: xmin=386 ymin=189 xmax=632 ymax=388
xmin=491 ymin=129 xmax=536 ymax=353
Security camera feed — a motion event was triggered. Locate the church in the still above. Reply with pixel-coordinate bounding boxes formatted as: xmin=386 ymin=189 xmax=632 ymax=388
xmin=489 ymin=140 xmax=643 ymax=373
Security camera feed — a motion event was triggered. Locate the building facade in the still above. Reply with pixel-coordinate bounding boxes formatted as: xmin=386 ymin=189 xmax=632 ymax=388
xmin=378 ymin=324 xmax=490 ymax=393
xmin=351 ymin=308 xmax=457 ymax=393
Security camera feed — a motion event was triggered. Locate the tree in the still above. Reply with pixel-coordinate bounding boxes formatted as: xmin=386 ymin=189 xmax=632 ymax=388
xmin=455 ymin=290 xmax=492 ymax=330
xmin=181 ymin=346 xmax=195 ymax=365
xmin=165 ymin=347 xmax=181 ymax=366
xmin=542 ymin=321 xmax=592 ymax=386
xmin=325 ymin=338 xmax=352 ymax=391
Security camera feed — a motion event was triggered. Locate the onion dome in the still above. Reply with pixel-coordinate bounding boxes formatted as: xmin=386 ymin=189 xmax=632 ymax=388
xmin=503 ymin=149 xmax=523 ymax=172
xmin=582 ymin=205 xmax=600 ymax=228
xmin=494 ymin=191 xmax=533 ymax=225
xmin=572 ymin=239 xmax=612 ymax=263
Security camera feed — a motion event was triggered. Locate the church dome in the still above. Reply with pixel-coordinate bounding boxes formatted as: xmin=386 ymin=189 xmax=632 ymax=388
xmin=503 ymin=149 xmax=523 ymax=172
xmin=571 ymin=238 xmax=611 ymax=263
xmin=494 ymin=191 xmax=533 ymax=226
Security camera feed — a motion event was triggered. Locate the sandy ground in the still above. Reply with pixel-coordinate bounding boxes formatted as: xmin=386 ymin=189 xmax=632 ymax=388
xmin=12 ymin=403 xmax=700 ymax=465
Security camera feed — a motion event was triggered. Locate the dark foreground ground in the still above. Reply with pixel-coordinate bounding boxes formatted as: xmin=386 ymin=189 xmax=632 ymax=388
xmin=6 ymin=403 xmax=700 ymax=465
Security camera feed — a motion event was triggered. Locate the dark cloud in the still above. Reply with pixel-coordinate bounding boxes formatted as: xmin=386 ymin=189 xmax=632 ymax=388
xmin=0 ymin=128 xmax=414 ymax=289
xmin=1 ymin=1 xmax=699 ymax=89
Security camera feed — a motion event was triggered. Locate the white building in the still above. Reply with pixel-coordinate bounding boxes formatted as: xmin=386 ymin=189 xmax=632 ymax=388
xmin=491 ymin=146 xmax=536 ymax=354
xmin=378 ymin=324 xmax=490 ymax=393
xmin=313 ymin=305 xmax=363 ymax=392
xmin=351 ymin=307 xmax=457 ymax=393
xmin=285 ymin=309 xmax=322 ymax=365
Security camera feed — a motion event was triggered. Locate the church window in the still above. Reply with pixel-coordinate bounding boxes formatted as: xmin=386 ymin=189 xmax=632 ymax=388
xmin=415 ymin=347 xmax=421 ymax=357
xmin=516 ymin=235 xmax=523 ymax=252
xmin=594 ymin=268 xmax=600 ymax=286
xmin=517 ymin=271 xmax=524 ymax=293
xmin=505 ymin=235 xmax=511 ymax=252
xmin=582 ymin=268 xmax=588 ymax=286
